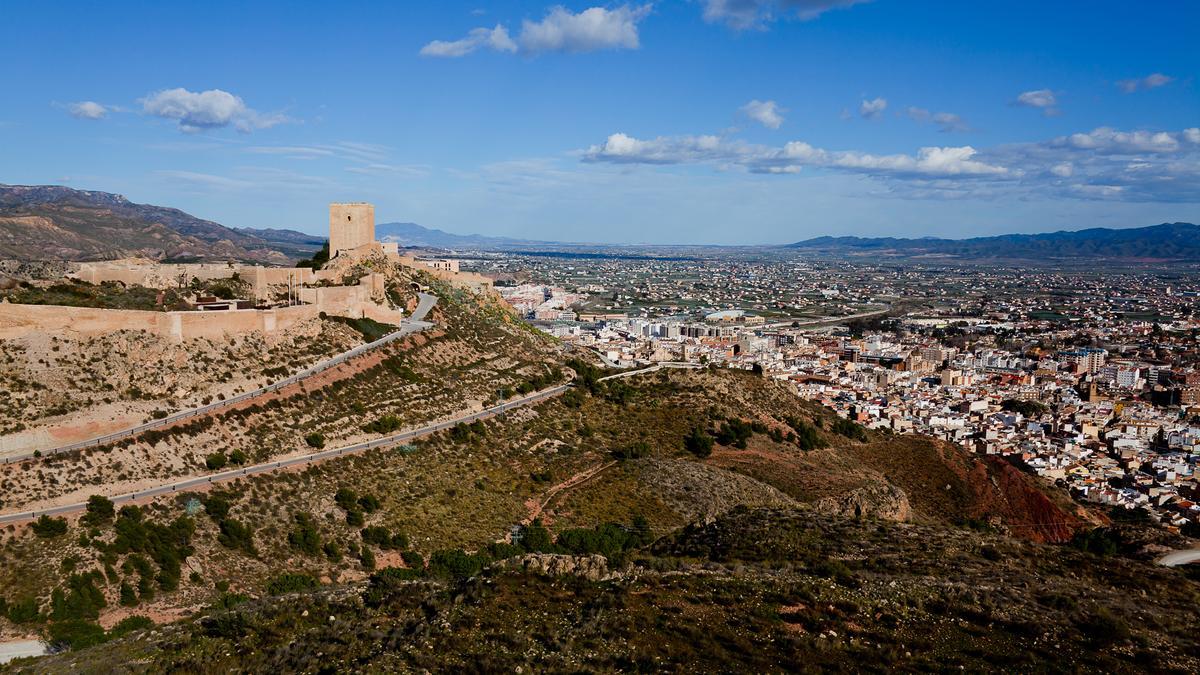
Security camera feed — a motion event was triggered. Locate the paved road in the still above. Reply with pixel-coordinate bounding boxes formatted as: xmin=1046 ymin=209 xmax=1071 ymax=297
xmin=1 ymin=293 xmax=438 ymax=465
xmin=0 ymin=362 xmax=665 ymax=525
xmin=1158 ymin=547 xmax=1200 ymax=567
xmin=0 ymin=640 xmax=46 ymax=665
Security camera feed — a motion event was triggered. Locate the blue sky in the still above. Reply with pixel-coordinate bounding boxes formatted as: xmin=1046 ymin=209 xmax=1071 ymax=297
xmin=1 ymin=1 xmax=1197 ymax=244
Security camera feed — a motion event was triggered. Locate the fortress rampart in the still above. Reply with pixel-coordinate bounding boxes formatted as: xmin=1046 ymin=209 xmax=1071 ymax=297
xmin=2 ymin=203 xmax=496 ymax=342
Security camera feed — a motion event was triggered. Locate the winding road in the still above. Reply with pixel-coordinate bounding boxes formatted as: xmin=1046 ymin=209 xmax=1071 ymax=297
xmin=1158 ymin=548 xmax=1200 ymax=567
xmin=0 ymin=361 xmax=677 ymax=525
xmin=1 ymin=293 xmax=438 ymax=465
xmin=0 ymin=640 xmax=46 ymax=665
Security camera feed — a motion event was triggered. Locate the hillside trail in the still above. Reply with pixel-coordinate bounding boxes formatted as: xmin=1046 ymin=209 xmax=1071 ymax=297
xmin=523 ymin=460 xmax=617 ymax=525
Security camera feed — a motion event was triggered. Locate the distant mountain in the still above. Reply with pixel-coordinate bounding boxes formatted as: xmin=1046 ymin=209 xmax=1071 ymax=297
xmin=232 ymin=226 xmax=325 ymax=260
xmin=0 ymin=184 xmax=294 ymax=264
xmin=787 ymin=223 xmax=1200 ymax=261
xmin=376 ymin=221 xmax=554 ymax=249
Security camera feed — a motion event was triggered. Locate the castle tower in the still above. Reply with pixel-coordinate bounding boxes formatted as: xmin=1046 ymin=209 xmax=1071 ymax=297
xmin=329 ymin=202 xmax=375 ymax=258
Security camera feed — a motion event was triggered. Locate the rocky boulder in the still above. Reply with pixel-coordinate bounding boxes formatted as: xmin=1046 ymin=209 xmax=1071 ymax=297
xmin=813 ymin=482 xmax=912 ymax=522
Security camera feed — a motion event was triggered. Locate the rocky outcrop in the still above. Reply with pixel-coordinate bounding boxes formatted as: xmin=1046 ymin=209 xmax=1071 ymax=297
xmin=812 ymin=483 xmax=912 ymax=522
xmin=498 ymin=554 xmax=617 ymax=582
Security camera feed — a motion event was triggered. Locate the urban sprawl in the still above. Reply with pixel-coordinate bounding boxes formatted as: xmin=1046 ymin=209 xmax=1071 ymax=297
xmin=470 ymin=252 xmax=1200 ymax=531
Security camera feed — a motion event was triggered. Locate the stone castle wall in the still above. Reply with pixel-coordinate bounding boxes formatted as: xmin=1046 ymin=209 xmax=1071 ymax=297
xmin=0 ymin=302 xmax=329 ymax=342
xmin=73 ymin=262 xmax=316 ymax=301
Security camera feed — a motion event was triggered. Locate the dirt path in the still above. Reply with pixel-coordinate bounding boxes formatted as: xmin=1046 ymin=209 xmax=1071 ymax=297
xmin=523 ymin=460 xmax=617 ymax=525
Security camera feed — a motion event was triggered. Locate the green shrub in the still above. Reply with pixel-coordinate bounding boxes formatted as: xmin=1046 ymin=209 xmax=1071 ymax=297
xmin=715 ymin=419 xmax=754 ymax=448
xmin=203 ymin=494 xmax=232 ymax=522
xmin=32 ymin=514 xmax=68 ymax=538
xmin=81 ymin=495 xmax=115 ymax=527
xmin=361 ymin=415 xmax=403 ymax=435
xmin=46 ymin=619 xmax=107 ymax=651
xmin=334 ymin=487 xmax=358 ymax=511
xmin=119 ymin=581 xmax=138 ymax=607
xmin=611 ymin=441 xmax=651 ymax=460
xmin=108 ymin=615 xmax=153 ymax=639
xmin=363 ymin=567 xmax=422 ymax=607
xmin=323 ymin=541 xmax=344 ymax=562
xmin=683 ymin=427 xmax=714 ymax=458
xmin=111 ymin=508 xmax=195 ymax=592
xmin=517 ymin=520 xmax=553 ymax=552
xmin=217 ymin=519 xmax=256 ymax=556
xmin=5 ymin=597 xmax=42 ymax=624
xmin=401 ymin=550 xmax=424 ymax=569
xmin=427 ymin=549 xmax=487 ymax=580
xmin=205 ymin=452 xmax=228 ymax=470
xmin=361 ymin=526 xmax=408 ymax=550
xmin=265 ymin=573 xmax=319 ymax=596
xmin=50 ymin=572 xmax=107 ymax=621
xmin=831 ymin=418 xmax=868 ymax=442
xmin=358 ymin=494 xmax=381 ymax=513
xmin=304 ymin=432 xmax=326 ymax=449
xmin=287 ymin=513 xmax=322 ymax=556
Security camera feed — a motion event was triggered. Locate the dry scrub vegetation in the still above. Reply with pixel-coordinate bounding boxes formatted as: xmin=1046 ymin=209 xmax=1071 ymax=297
xmin=1 ymin=365 xmax=1136 ymax=652
xmin=0 ymin=320 xmax=360 ymax=441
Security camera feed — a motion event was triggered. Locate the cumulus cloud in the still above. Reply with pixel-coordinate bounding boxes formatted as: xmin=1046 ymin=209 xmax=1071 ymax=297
xmin=702 ymin=0 xmax=871 ymax=30
xmin=67 ymin=101 xmax=109 ymax=120
xmin=1015 ymin=88 xmax=1059 ymax=116
xmin=906 ymin=107 xmax=970 ymax=133
xmin=580 ymin=124 xmax=1200 ymax=204
xmin=419 ymin=25 xmax=516 ymax=57
xmin=740 ymin=99 xmax=785 ymax=129
xmin=1116 ymin=73 xmax=1173 ymax=93
xmin=141 ymin=88 xmax=286 ymax=133
xmin=859 ymin=97 xmax=887 ymax=119
xmin=420 ymin=5 xmax=650 ymax=57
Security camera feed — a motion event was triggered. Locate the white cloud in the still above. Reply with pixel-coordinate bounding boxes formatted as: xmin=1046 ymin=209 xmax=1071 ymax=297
xmin=906 ymin=107 xmax=969 ymax=132
xmin=583 ymin=132 xmax=1009 ymax=178
xmin=140 ymin=88 xmax=286 ymax=133
xmin=419 ymin=25 xmax=516 ymax=57
xmin=420 ymin=5 xmax=650 ymax=57
xmin=581 ymin=124 xmax=1200 ymax=204
xmin=1052 ymin=127 xmax=1181 ymax=154
xmin=67 ymin=101 xmax=108 ymax=120
xmin=702 ymin=0 xmax=871 ymax=30
xmin=740 ymin=100 xmax=785 ymax=129
xmin=1015 ymin=88 xmax=1060 ymax=116
xmin=520 ymin=4 xmax=650 ymax=53
xmin=859 ymin=97 xmax=887 ymax=119
xmin=1016 ymin=89 xmax=1055 ymax=108
xmin=1116 ymin=72 xmax=1174 ymax=93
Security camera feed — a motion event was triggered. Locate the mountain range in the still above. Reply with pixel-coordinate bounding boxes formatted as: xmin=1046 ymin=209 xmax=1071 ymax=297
xmin=788 ymin=222 xmax=1200 ymax=261
xmin=1 ymin=184 xmax=1197 ymax=262
xmin=0 ymin=184 xmax=301 ymax=264
xmin=375 ymin=221 xmax=553 ymax=249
